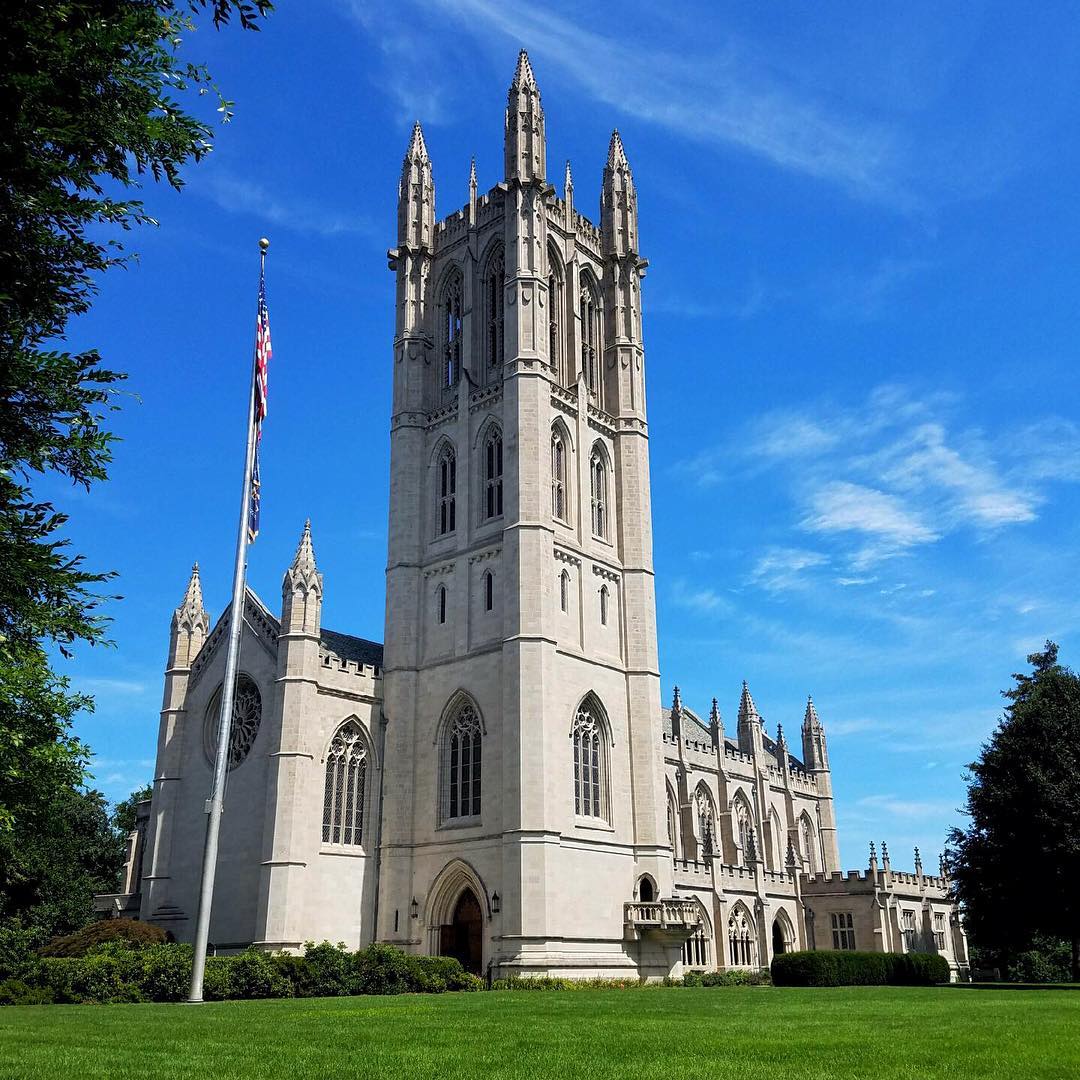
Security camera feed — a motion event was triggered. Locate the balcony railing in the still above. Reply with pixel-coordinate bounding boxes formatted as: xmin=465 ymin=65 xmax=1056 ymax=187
xmin=624 ymin=898 xmax=700 ymax=931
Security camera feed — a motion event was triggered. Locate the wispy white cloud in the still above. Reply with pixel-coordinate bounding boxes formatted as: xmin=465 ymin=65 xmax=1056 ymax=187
xmin=198 ymin=172 xmax=377 ymax=239
xmin=748 ymin=547 xmax=828 ymax=593
xmin=853 ymin=794 xmax=956 ymax=820
xmin=801 ymin=481 xmax=938 ymax=550
xmin=670 ymin=579 xmax=731 ymax=615
xmin=79 ymin=678 xmax=150 ymax=697
xmin=678 ymin=385 xmax=1067 ymax=571
xmin=344 ymin=0 xmax=909 ymax=205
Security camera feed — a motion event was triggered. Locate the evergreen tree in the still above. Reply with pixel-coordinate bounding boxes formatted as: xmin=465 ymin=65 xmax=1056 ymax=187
xmin=947 ymin=642 xmax=1080 ymax=980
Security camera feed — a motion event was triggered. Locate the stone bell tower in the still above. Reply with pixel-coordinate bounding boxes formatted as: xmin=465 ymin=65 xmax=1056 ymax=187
xmin=376 ymin=51 xmax=680 ymax=979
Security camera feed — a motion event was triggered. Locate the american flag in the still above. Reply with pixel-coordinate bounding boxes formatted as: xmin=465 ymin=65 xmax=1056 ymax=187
xmin=247 ymin=266 xmax=272 ymax=543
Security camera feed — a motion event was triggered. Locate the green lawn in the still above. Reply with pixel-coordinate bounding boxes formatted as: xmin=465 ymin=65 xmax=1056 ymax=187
xmin=1 ymin=986 xmax=1077 ymax=1079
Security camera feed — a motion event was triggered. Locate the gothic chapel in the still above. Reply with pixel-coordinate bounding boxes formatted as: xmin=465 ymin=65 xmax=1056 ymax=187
xmin=126 ymin=53 xmax=968 ymax=980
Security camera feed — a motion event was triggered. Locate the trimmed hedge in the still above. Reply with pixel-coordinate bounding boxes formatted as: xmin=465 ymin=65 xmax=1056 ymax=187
xmin=771 ymin=950 xmax=950 ymax=987
xmin=40 ymin=919 xmax=167 ymax=958
xmin=0 ymin=941 xmax=483 ymax=1005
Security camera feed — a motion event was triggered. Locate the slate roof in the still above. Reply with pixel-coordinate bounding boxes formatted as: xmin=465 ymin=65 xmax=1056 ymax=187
xmin=320 ymin=628 xmax=384 ymax=669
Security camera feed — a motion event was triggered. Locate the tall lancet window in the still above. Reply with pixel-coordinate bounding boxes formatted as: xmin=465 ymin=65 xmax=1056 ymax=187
xmin=548 ymin=246 xmax=564 ymax=383
xmin=579 ymin=278 xmax=600 ymax=397
xmin=735 ymin=797 xmax=754 ymax=864
xmin=728 ymin=908 xmax=756 ymax=967
xmin=438 ymin=444 xmax=456 ymax=535
xmin=485 ymin=251 xmax=504 ymax=375
xmin=696 ymin=788 xmax=716 ymax=857
xmin=590 ymin=448 xmax=608 ymax=539
xmin=572 ymin=696 xmax=608 ymax=820
xmin=483 ymin=427 xmax=503 ymax=521
xmin=551 ymin=429 xmax=568 ymax=523
xmin=322 ymin=720 xmax=367 ymax=846
xmin=801 ymin=815 xmax=817 ymax=874
xmin=441 ymin=271 xmax=463 ymax=391
xmin=444 ymin=702 xmax=482 ymax=820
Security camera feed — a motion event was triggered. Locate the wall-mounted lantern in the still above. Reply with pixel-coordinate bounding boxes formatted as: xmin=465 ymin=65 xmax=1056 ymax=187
xmin=491 ymin=891 xmax=501 ymax=914
xmin=410 ymin=897 xmax=419 ymax=920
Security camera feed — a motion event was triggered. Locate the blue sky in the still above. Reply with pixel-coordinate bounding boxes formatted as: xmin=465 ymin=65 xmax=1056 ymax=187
xmin=56 ymin=2 xmax=1079 ymax=872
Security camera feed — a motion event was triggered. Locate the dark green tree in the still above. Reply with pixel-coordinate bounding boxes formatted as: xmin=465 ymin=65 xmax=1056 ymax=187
xmin=0 ymin=784 xmax=122 ymax=939
xmin=947 ymin=642 xmax=1080 ymax=980
xmin=0 ymin=1 xmax=269 ymax=929
xmin=112 ymin=782 xmax=153 ymax=838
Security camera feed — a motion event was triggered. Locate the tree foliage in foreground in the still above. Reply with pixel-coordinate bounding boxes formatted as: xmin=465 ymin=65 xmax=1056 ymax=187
xmin=0 ymin=0 xmax=269 ymax=930
xmin=947 ymin=642 xmax=1080 ymax=980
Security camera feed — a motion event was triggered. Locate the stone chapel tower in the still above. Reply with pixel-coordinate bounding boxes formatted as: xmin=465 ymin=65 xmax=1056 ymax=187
xmin=377 ymin=52 xmax=675 ymax=977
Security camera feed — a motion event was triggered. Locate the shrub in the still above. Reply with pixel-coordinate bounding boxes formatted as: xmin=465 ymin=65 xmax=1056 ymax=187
xmin=700 ymin=968 xmax=771 ymax=987
xmin=406 ymin=954 xmax=481 ymax=993
xmin=40 ymin=919 xmax=166 ymax=958
xmin=299 ymin=941 xmax=354 ymax=997
xmin=0 ymin=924 xmax=46 ymax=981
xmin=227 ymin=949 xmax=291 ymax=999
xmin=138 ymin=943 xmax=193 ymax=1002
xmin=353 ymin=943 xmax=415 ymax=996
xmin=0 ymin=978 xmax=53 ymax=1006
xmin=682 ymin=971 xmax=703 ymax=987
xmin=202 ymin=956 xmax=233 ymax=1001
xmin=772 ymin=950 xmax=949 ymax=987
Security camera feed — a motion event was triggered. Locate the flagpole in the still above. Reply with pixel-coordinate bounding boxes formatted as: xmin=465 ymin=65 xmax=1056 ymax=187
xmin=187 ymin=237 xmax=269 ymax=1003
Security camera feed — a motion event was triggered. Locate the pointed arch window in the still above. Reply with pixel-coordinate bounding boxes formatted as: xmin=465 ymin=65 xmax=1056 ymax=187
xmin=728 ymin=908 xmax=756 ymax=967
xmin=572 ymin=696 xmax=608 ymax=820
xmin=322 ymin=720 xmax=368 ymax=846
xmin=483 ymin=571 xmax=494 ymax=612
xmin=683 ymin=924 xmax=710 ymax=968
xmin=483 ymin=427 xmax=503 ymax=521
xmin=735 ymin=798 xmax=754 ymax=864
xmin=438 ymin=445 xmax=456 ymax=535
xmin=801 ymin=816 xmax=817 ymax=874
xmin=441 ymin=271 xmax=463 ymax=391
xmin=590 ymin=448 xmax=608 ymax=539
xmin=579 ymin=278 xmax=600 ymax=397
xmin=551 ymin=429 xmax=568 ymax=523
xmin=444 ymin=702 xmax=482 ymax=821
xmin=548 ymin=248 xmax=564 ymax=383
xmin=696 ymin=788 xmax=716 ymax=857
xmin=437 ymin=585 xmax=447 ymax=625
xmin=599 ymin=584 xmax=609 ymax=626
xmin=559 ymin=569 xmax=570 ymax=613
xmin=485 ymin=251 xmax=504 ymax=374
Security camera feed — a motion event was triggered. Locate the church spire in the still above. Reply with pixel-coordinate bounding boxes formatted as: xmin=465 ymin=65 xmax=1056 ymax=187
xmin=602 ymin=129 xmax=637 ymax=257
xmin=504 ymin=49 xmax=546 ymax=183
xmin=397 ymin=121 xmax=434 ymax=252
xmin=282 ymin=519 xmax=323 ymax=636
xmin=468 ymin=156 xmax=478 ymax=224
xmin=737 ymin=680 xmax=764 ymax=757
xmin=169 ymin=563 xmax=209 ymax=669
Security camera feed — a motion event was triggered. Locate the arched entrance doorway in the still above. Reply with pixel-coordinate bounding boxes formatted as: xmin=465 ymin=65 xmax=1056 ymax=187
xmin=440 ymin=888 xmax=483 ymax=975
xmin=772 ymin=920 xmax=786 ymax=956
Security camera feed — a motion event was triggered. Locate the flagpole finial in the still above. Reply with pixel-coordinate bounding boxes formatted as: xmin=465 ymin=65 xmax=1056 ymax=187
xmin=259 ymin=237 xmax=270 ymax=253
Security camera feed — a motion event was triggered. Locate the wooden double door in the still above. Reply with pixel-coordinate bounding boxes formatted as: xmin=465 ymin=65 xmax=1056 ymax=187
xmin=439 ymin=888 xmax=483 ymax=975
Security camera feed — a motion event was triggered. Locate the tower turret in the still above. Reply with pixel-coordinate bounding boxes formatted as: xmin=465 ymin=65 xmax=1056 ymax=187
xmin=504 ymin=50 xmax=546 ymax=183
xmin=601 ymin=130 xmax=637 ymax=257
xmin=281 ymin=519 xmax=322 ymax=637
xmin=601 ymin=130 xmax=647 ymax=418
xmin=397 ymin=121 xmax=434 ymax=253
xmin=801 ymin=695 xmax=840 ymax=872
xmin=709 ymin=697 xmax=722 ymax=752
xmin=168 ymin=563 xmax=209 ymax=670
xmin=737 ymin=681 xmax=764 ymax=756
xmin=391 ymin=122 xmax=435 ymax=347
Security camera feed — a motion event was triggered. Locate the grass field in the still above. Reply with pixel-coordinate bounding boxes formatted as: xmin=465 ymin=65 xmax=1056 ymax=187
xmin=1 ymin=986 xmax=1078 ymax=1079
